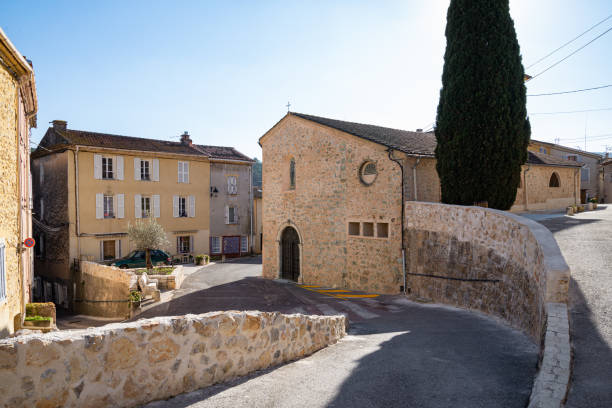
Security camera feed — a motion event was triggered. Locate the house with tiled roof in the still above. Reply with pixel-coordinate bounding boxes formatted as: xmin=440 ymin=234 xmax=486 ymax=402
xmin=258 ymin=112 xmax=581 ymax=292
xmin=192 ymin=144 xmax=254 ymax=259
xmin=528 ymin=139 xmax=602 ymax=202
xmin=31 ymin=121 xmax=253 ymax=311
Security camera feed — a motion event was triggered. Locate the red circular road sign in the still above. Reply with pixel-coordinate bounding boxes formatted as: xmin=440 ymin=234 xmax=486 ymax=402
xmin=24 ymin=238 xmax=35 ymax=248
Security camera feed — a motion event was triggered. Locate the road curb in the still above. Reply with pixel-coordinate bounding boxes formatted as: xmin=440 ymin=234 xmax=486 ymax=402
xmin=528 ymin=302 xmax=571 ymax=408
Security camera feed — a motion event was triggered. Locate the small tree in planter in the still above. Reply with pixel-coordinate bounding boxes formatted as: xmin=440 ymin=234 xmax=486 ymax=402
xmin=127 ymin=217 xmax=170 ymax=270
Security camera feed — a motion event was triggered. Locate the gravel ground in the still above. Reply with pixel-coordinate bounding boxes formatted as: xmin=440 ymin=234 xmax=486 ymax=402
xmin=538 ymin=205 xmax=612 ymax=407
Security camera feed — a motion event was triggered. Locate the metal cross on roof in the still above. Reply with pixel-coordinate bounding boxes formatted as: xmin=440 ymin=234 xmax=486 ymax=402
xmin=286 ymin=102 xmax=291 ymax=112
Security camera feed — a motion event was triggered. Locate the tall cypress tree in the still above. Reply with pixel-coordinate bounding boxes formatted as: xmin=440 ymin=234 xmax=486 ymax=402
xmin=435 ymin=0 xmax=530 ymax=210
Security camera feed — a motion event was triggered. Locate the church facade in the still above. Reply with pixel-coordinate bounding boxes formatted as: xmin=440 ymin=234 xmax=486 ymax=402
xmin=259 ymin=112 xmax=580 ymax=293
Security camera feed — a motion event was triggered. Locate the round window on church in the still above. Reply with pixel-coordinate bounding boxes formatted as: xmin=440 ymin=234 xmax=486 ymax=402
xmin=360 ymin=161 xmax=378 ymax=185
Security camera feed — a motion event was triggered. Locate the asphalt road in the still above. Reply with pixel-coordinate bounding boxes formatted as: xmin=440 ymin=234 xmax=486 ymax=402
xmin=538 ymin=205 xmax=612 ymax=408
xmin=139 ymin=256 xmax=538 ymax=408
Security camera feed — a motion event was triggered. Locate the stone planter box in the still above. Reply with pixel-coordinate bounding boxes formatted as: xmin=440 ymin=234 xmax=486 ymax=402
xmin=149 ymin=265 xmax=184 ymax=290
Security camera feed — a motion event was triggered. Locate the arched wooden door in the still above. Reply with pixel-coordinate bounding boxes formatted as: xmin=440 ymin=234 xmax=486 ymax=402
xmin=281 ymin=227 xmax=300 ymax=281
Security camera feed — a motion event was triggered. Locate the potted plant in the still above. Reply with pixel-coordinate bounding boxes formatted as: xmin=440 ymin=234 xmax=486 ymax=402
xmin=130 ymin=291 xmax=142 ymax=309
xmin=589 ymin=197 xmax=598 ymax=209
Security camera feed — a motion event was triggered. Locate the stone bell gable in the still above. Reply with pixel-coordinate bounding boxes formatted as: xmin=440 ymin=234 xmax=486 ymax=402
xmin=259 ymin=113 xmax=404 ymax=294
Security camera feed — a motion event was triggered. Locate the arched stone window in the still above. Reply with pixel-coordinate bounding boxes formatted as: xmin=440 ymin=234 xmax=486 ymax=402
xmin=289 ymin=158 xmax=296 ymax=189
xmin=549 ymin=172 xmax=560 ymax=188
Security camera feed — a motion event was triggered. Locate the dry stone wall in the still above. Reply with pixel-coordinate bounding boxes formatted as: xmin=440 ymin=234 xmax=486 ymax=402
xmin=405 ymin=202 xmax=570 ymax=340
xmin=0 ymin=311 xmax=346 ymax=408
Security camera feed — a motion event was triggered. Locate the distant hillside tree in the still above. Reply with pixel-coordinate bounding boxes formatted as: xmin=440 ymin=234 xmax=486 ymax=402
xmin=127 ymin=217 xmax=169 ymax=270
xmin=252 ymin=158 xmax=262 ymax=187
xmin=435 ymin=0 xmax=530 ymax=210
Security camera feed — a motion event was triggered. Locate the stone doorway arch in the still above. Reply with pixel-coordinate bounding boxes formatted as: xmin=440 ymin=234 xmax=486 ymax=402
xmin=279 ymin=225 xmax=301 ymax=282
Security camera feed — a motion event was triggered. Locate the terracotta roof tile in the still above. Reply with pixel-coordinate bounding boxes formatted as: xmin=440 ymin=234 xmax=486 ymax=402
xmin=40 ymin=128 xmax=205 ymax=156
xmin=291 ymin=112 xmax=582 ymax=167
xmin=194 ymin=145 xmax=253 ymax=162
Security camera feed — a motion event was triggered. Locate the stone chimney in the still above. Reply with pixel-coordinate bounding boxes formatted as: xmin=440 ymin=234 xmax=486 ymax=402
xmin=52 ymin=120 xmax=67 ymax=131
xmin=416 ymin=128 xmax=423 ymax=133
xmin=180 ymin=131 xmax=192 ymax=146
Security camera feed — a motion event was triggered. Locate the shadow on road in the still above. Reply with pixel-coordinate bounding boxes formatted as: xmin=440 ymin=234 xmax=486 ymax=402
xmin=565 ymin=278 xmax=612 ymax=408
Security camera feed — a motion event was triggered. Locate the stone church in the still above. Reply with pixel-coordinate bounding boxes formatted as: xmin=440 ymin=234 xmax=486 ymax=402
xmin=259 ymin=112 xmax=581 ymax=293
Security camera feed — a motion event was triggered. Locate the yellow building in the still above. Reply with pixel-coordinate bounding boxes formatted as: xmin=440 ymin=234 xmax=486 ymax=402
xmin=32 ymin=123 xmax=210 ymax=308
xmin=0 ymin=28 xmax=37 ymax=336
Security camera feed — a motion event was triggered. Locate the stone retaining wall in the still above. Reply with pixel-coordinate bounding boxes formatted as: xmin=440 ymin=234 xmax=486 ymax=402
xmin=405 ymin=202 xmax=570 ymax=340
xmin=74 ymin=261 xmax=133 ymax=319
xmin=0 ymin=311 xmax=346 ymax=408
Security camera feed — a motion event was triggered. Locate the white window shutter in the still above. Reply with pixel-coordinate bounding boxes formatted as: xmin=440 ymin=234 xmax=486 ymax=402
xmin=116 ymin=194 xmax=125 ymax=219
xmin=134 ymin=158 xmax=141 ymax=181
xmin=96 ymin=193 xmax=104 ymax=219
xmin=232 ymin=177 xmax=237 ymax=194
xmin=224 ymin=205 xmax=229 ymax=224
xmin=153 ymin=159 xmax=159 ymax=181
xmin=94 ymin=154 xmax=102 ymax=179
xmin=100 ymin=241 xmax=104 ymax=261
xmin=177 ymin=162 xmax=182 ymax=183
xmin=173 ymin=195 xmax=179 ymax=218
xmin=153 ymin=195 xmax=160 ymax=218
xmin=184 ymin=162 xmax=189 ymax=183
xmin=188 ymin=195 xmax=195 ymax=217
xmin=190 ymin=236 xmax=194 ymax=253
xmin=115 ymin=240 xmax=121 ymax=259
xmin=227 ymin=177 xmax=232 ymax=193
xmin=116 ymin=156 xmax=124 ymax=180
xmin=134 ymin=194 xmax=142 ymax=219
xmin=176 ymin=237 xmax=180 ymax=253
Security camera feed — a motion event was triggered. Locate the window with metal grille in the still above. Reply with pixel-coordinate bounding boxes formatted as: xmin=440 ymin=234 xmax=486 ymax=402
xmin=360 ymin=161 xmax=377 ymax=185
xmin=241 ymin=236 xmax=248 ymax=253
xmin=211 ymin=237 xmax=221 ymax=254
xmin=102 ymin=157 xmax=114 ymax=179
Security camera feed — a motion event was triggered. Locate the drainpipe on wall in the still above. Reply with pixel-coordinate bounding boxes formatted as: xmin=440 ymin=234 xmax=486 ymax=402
xmin=574 ymin=167 xmax=580 ymax=205
xmin=387 ymin=149 xmax=406 ymax=295
xmin=249 ymin=164 xmax=253 ymax=254
xmin=412 ymin=158 xmax=421 ymax=201
xmin=73 ymin=146 xmax=81 ymax=311
xmin=523 ymin=165 xmax=531 ymax=211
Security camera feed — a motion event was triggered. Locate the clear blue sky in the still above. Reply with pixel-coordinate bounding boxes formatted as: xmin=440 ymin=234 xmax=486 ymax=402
xmin=3 ymin=1 xmax=612 ymax=159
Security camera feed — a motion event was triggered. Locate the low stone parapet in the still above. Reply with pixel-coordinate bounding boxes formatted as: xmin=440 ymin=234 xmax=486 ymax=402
xmin=0 ymin=311 xmax=346 ymax=408
xmin=405 ymin=202 xmax=570 ymax=341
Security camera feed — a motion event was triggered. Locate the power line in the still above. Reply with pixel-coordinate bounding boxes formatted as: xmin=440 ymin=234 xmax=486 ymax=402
xmin=527 ymin=25 xmax=612 ymax=81
xmin=529 ymin=107 xmax=612 ymax=115
xmin=526 ymin=13 xmax=612 ymax=69
xmin=559 ymin=133 xmax=612 ymax=142
xmin=527 ymin=84 xmax=612 ymax=96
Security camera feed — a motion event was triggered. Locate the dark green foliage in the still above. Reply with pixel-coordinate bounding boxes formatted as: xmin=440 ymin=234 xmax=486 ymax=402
xmin=435 ymin=0 xmax=530 ymax=210
xmin=252 ymin=158 xmax=262 ymax=187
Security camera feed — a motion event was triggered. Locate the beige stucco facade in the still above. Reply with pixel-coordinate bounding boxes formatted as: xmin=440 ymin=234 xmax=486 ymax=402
xmin=0 ymin=28 xmax=37 ymax=336
xmin=530 ymin=140 xmax=601 ymax=202
xmin=261 ymin=115 xmax=403 ymax=294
